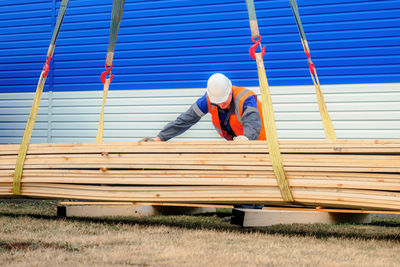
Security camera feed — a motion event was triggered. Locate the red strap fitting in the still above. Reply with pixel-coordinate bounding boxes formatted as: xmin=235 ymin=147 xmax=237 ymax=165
xmin=305 ymin=50 xmax=311 ymax=59
xmin=100 ymin=63 xmax=114 ymax=84
xmin=249 ymin=36 xmax=266 ymax=60
xmin=304 ymin=50 xmax=315 ymax=74
xmin=42 ymin=55 xmax=52 ymax=78
xmin=308 ymin=62 xmax=315 ymax=74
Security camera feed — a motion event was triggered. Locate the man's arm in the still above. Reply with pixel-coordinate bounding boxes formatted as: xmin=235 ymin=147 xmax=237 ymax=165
xmin=157 ymin=94 xmax=208 ymax=141
xmin=241 ymin=95 xmax=262 ymax=140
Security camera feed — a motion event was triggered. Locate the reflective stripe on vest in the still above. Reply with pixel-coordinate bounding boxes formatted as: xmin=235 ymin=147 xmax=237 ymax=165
xmin=235 ymin=88 xmax=254 ymax=124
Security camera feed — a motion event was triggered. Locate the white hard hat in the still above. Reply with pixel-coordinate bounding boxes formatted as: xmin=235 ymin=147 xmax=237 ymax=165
xmin=206 ymin=73 xmax=232 ymax=104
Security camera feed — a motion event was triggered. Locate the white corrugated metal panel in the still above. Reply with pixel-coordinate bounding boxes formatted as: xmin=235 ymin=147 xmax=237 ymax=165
xmin=50 ymin=88 xmax=219 ymax=142
xmin=0 ymin=92 xmax=49 ymax=144
xmin=0 ymin=83 xmax=398 ymax=144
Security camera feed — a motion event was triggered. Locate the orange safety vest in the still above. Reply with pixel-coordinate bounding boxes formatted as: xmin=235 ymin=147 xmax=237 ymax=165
xmin=207 ymin=86 xmax=266 ymax=140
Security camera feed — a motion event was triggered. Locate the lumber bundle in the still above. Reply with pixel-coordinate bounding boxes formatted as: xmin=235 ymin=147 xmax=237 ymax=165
xmin=0 ymin=140 xmax=400 ymax=211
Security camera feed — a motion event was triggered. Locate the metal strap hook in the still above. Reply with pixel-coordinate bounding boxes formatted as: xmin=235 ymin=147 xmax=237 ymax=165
xmin=100 ymin=63 xmax=114 ymax=84
xmin=249 ymin=35 xmax=266 ymax=60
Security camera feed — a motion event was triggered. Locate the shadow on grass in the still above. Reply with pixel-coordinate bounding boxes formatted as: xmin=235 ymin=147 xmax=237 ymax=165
xmin=1 ymin=210 xmax=400 ymax=242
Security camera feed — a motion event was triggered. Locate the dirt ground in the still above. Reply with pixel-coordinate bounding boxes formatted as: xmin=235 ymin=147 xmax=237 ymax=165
xmin=0 ymin=200 xmax=399 ymax=267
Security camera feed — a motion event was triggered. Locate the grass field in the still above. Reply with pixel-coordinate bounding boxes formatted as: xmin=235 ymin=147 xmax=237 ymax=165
xmin=1 ymin=200 xmax=400 ymax=266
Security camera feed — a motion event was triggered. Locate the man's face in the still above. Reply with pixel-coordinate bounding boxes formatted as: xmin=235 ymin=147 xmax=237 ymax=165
xmin=215 ymin=91 xmax=232 ymax=110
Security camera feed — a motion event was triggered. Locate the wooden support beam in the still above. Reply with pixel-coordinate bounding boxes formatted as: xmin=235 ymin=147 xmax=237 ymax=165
xmin=57 ymin=202 xmax=216 ymax=218
xmin=231 ymin=208 xmax=372 ymax=227
xmin=57 ymin=204 xmax=156 ymax=218
xmin=59 ymin=201 xmax=233 ymax=209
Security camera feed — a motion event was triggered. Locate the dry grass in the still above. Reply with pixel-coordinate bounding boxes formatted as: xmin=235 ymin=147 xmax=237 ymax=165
xmin=1 ymin=200 xmax=400 ymax=267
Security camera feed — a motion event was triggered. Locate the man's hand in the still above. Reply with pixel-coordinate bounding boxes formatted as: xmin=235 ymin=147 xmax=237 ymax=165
xmin=140 ymin=137 xmax=162 ymax=142
xmin=140 ymin=137 xmax=154 ymax=142
xmin=233 ymin=135 xmax=249 ymax=141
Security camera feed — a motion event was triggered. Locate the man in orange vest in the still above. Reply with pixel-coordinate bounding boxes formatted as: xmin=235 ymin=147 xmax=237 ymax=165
xmin=152 ymin=73 xmax=265 ymax=212
xmin=154 ymin=73 xmax=265 ymax=142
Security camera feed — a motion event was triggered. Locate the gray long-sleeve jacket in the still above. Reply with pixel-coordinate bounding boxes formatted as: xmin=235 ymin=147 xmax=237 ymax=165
xmin=157 ymin=94 xmax=262 ymax=141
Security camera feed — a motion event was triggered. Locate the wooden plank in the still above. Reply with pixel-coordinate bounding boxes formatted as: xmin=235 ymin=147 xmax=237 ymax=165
xmin=57 ymin=204 xmax=157 ymax=218
xmin=1 ymin=155 xmax=400 ymax=172
xmin=231 ymin=208 xmax=372 ymax=227
xmin=57 ymin=203 xmax=216 ymax=218
xmin=1 ymin=153 xmax=400 ymax=171
xmin=1 ymin=165 xmax=398 ymax=173
xmin=3 ymin=153 xmax=400 ymax=163
xmin=0 ymin=169 xmax=275 ymax=177
xmin=1 ymin=176 xmax=398 ymax=191
xmin=59 ymin=201 xmax=234 ymax=209
xmin=2 ymin=169 xmax=400 ymax=180
xmin=1 ymin=140 xmax=400 ymax=155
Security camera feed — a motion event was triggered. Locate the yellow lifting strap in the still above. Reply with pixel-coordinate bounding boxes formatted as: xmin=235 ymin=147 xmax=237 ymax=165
xmin=311 ymin=62 xmax=336 ymax=140
xmin=13 ymin=0 xmax=70 ymax=195
xmin=96 ymin=0 xmax=125 ymax=143
xmin=288 ymin=0 xmax=336 ymax=140
xmin=303 ymin=39 xmax=336 ymax=140
xmin=245 ymin=0 xmax=294 ymax=202
xmin=13 ymin=59 xmax=49 ymax=195
xmin=96 ymin=76 xmax=110 ymax=143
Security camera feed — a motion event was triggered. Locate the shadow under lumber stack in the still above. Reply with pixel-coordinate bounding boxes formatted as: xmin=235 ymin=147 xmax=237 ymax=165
xmin=0 ymin=140 xmax=399 ymax=211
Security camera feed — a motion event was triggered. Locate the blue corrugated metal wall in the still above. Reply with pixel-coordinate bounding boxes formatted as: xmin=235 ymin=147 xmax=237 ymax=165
xmin=0 ymin=0 xmax=399 ymax=93
xmin=0 ymin=0 xmax=53 ymax=93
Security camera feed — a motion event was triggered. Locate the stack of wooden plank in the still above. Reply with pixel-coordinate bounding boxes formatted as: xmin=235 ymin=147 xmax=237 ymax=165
xmin=0 ymin=140 xmax=399 ymax=211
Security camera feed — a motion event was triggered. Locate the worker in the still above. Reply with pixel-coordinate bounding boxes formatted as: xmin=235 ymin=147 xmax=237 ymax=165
xmin=153 ymin=73 xmax=266 ymax=142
